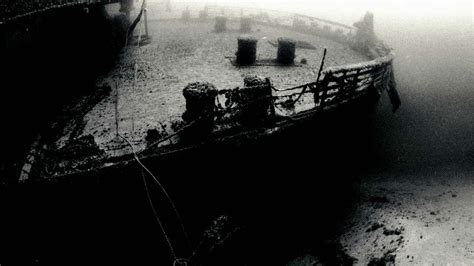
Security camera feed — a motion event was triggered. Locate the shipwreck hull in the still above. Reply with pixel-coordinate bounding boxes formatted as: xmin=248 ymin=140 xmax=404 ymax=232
xmin=0 ymin=1 xmax=144 ymax=181
xmin=1 ymin=3 xmax=400 ymax=265
xmin=1 ymin=93 xmax=374 ymax=264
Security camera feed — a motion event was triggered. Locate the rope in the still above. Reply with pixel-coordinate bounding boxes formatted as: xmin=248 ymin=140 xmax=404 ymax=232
xmin=119 ymin=1 xmax=202 ymax=154
xmin=136 ymin=86 xmax=299 ymax=153
xmin=125 ymin=0 xmax=146 ymax=46
xmin=119 ymin=135 xmax=193 ymax=255
xmin=271 ymin=84 xmax=306 ymax=92
xmin=140 ymin=119 xmax=199 ymax=152
xmin=279 ymin=48 xmax=327 ymax=107
xmin=173 ymin=258 xmax=189 ymax=266
xmin=117 ymin=3 xmax=193 ymax=263
xmin=140 ymin=167 xmax=177 ymax=260
xmin=119 ymin=135 xmax=192 ymax=252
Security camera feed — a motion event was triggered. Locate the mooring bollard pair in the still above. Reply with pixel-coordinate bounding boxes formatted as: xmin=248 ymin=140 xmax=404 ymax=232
xmin=199 ymin=9 xmax=208 ymax=21
xmin=240 ymin=17 xmax=252 ymax=33
xmin=276 ymin=37 xmax=296 ymax=64
xmin=181 ymin=77 xmax=274 ymax=139
xmin=214 ymin=16 xmax=227 ymax=32
xmin=240 ymin=75 xmax=275 ymax=125
xmin=236 ymin=35 xmax=258 ymax=65
xmin=214 ymin=16 xmax=253 ymax=33
xmin=182 ymin=82 xmax=217 ymax=141
xmin=236 ymin=36 xmax=297 ymax=66
xmin=181 ymin=9 xmax=191 ymax=22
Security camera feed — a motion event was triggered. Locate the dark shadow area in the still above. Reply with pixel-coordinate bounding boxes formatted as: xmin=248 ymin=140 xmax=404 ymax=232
xmin=0 ymin=98 xmax=375 ymax=265
xmin=0 ymin=5 xmax=128 ymax=181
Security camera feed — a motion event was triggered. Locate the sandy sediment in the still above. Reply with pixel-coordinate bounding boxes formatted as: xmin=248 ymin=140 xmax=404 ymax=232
xmin=338 ymin=168 xmax=474 ymax=265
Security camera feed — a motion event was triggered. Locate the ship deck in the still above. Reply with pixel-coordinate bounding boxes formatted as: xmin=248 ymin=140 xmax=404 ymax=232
xmin=52 ymin=18 xmax=368 ymax=161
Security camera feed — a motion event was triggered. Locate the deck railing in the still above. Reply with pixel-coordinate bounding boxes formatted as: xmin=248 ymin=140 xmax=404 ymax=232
xmin=17 ymin=3 xmax=400 ymax=177
xmin=185 ymin=6 xmax=399 ymax=117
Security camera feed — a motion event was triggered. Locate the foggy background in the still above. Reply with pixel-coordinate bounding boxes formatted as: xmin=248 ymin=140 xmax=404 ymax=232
xmin=157 ymin=0 xmax=474 ymax=174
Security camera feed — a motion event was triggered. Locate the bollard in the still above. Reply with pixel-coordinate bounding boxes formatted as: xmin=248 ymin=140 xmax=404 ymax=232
xmin=214 ymin=16 xmax=227 ymax=32
xmin=277 ymin=37 xmax=296 ymax=65
xmin=182 ymin=82 xmax=217 ymax=140
xmin=236 ymin=35 xmax=258 ymax=66
xmin=238 ymin=75 xmax=274 ymax=126
xmin=182 ymin=82 xmax=217 ymax=122
xmin=199 ymin=9 xmax=208 ymax=21
xmin=240 ymin=17 xmax=252 ymax=33
xmin=292 ymin=18 xmax=306 ymax=31
xmin=181 ymin=9 xmax=191 ymax=22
